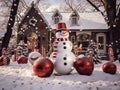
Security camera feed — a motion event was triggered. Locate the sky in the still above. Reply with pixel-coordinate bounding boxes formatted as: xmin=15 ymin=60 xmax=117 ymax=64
xmin=24 ymin=0 xmax=66 ymax=12
xmin=25 ymin=0 xmax=65 ymax=6
xmin=24 ymin=0 xmax=94 ymax=12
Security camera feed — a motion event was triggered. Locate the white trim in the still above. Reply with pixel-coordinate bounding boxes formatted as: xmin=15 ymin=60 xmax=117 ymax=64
xmin=76 ymin=31 xmax=91 ymax=36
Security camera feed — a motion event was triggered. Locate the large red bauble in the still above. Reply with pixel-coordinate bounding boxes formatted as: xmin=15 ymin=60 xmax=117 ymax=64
xmin=102 ymin=62 xmax=117 ymax=74
xmin=74 ymin=57 xmax=94 ymax=75
xmin=0 ymin=56 xmax=10 ymax=66
xmin=17 ymin=56 xmax=28 ymax=64
xmin=33 ymin=58 xmax=54 ymax=77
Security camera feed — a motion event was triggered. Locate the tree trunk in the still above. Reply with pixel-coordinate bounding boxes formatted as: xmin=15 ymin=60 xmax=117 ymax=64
xmin=114 ymin=9 xmax=120 ymax=60
xmin=106 ymin=0 xmax=116 ymax=26
xmin=0 ymin=0 xmax=20 ymax=56
xmin=86 ymin=0 xmax=104 ymax=16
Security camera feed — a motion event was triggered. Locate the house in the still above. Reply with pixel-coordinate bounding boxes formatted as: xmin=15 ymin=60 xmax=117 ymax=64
xmin=43 ymin=10 xmax=108 ymax=54
xmin=18 ymin=2 xmax=108 ymax=54
xmin=17 ymin=2 xmax=50 ymax=54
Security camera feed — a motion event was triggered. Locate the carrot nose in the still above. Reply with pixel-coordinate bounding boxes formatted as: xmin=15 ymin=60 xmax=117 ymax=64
xmin=62 ymin=31 xmax=68 ymax=35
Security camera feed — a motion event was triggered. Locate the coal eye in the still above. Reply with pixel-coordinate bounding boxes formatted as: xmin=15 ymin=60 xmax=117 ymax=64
xmin=63 ymin=57 xmax=67 ymax=60
xmin=63 ymin=42 xmax=66 ymax=45
xmin=63 ymin=46 xmax=66 ymax=49
xmin=64 ymin=62 xmax=67 ymax=66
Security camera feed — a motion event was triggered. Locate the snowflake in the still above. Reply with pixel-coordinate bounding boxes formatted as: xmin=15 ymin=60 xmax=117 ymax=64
xmin=14 ymin=4 xmax=17 ymax=6
xmin=27 ymin=16 xmax=29 ymax=18
xmin=21 ymin=23 xmax=28 ymax=30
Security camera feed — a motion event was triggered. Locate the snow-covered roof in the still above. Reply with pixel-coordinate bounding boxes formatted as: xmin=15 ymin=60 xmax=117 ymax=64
xmin=43 ymin=12 xmax=108 ymax=30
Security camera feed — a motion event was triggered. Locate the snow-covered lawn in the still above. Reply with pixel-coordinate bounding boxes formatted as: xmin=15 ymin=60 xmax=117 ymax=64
xmin=0 ymin=61 xmax=120 ymax=90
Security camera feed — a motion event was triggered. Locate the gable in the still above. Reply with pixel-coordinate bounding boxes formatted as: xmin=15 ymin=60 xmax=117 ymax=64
xmin=18 ymin=4 xmax=48 ymax=35
xmin=70 ymin=10 xmax=79 ymax=18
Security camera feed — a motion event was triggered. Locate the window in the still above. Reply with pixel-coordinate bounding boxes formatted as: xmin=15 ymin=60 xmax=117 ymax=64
xmin=54 ymin=17 xmax=60 ymax=24
xmin=98 ymin=36 xmax=104 ymax=49
xmin=52 ymin=10 xmax=62 ymax=24
xmin=71 ymin=17 xmax=78 ymax=25
xmin=79 ymin=34 xmax=90 ymax=41
xmin=70 ymin=10 xmax=79 ymax=26
xmin=99 ymin=36 xmax=104 ymax=43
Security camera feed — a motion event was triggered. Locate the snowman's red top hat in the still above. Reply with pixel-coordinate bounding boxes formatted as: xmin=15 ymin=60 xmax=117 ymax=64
xmin=56 ymin=22 xmax=69 ymax=32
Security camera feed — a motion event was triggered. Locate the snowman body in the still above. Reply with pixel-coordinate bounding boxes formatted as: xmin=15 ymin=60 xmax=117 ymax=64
xmin=57 ymin=41 xmax=73 ymax=52
xmin=55 ymin=52 xmax=75 ymax=74
xmin=51 ymin=30 xmax=70 ymax=61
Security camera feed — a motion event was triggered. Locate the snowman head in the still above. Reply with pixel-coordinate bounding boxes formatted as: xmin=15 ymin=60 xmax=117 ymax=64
xmin=56 ymin=30 xmax=69 ymax=38
xmin=55 ymin=22 xmax=69 ymax=38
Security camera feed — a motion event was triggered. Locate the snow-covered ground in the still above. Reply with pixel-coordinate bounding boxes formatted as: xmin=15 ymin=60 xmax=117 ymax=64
xmin=0 ymin=60 xmax=120 ymax=90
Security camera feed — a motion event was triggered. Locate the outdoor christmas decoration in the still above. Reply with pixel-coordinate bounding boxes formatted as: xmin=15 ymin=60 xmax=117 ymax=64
xmin=17 ymin=56 xmax=28 ymax=64
xmin=74 ymin=57 xmax=94 ymax=75
xmin=28 ymin=44 xmax=41 ymax=65
xmin=53 ymin=22 xmax=76 ymax=75
xmin=50 ymin=22 xmax=70 ymax=60
xmin=0 ymin=57 xmax=10 ymax=66
xmin=17 ymin=40 xmax=28 ymax=57
xmin=108 ymin=45 xmax=114 ymax=62
xmin=33 ymin=58 xmax=54 ymax=77
xmin=102 ymin=62 xmax=117 ymax=74
xmin=0 ymin=48 xmax=10 ymax=66
xmin=28 ymin=51 xmax=41 ymax=65
xmin=86 ymin=40 xmax=101 ymax=64
xmin=57 ymin=41 xmax=73 ymax=52
xmin=54 ymin=52 xmax=75 ymax=75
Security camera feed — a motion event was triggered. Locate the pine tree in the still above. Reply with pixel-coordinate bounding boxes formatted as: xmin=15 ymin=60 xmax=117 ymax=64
xmin=0 ymin=0 xmax=20 ymax=56
xmin=86 ymin=40 xmax=101 ymax=64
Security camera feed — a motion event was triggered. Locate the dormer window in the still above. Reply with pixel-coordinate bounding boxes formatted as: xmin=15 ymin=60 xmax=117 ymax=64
xmin=52 ymin=10 xmax=62 ymax=24
xmin=70 ymin=10 xmax=79 ymax=26
xmin=71 ymin=16 xmax=78 ymax=25
xmin=54 ymin=16 xmax=61 ymax=24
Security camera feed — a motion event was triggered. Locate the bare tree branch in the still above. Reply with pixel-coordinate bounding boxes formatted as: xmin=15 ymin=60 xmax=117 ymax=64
xmin=100 ymin=0 xmax=106 ymax=8
xmin=116 ymin=3 xmax=120 ymax=18
xmin=20 ymin=0 xmax=28 ymax=9
xmin=64 ymin=0 xmax=74 ymax=11
xmin=86 ymin=0 xmax=105 ymax=16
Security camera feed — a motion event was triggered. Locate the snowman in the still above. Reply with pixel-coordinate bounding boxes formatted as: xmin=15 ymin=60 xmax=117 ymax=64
xmin=50 ymin=23 xmax=72 ymax=61
xmin=28 ymin=45 xmax=41 ymax=65
xmin=52 ymin=22 xmax=76 ymax=75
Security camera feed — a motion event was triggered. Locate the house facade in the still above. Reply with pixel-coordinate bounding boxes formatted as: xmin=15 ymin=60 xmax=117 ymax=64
xmin=17 ymin=2 xmax=108 ymax=54
xmin=43 ymin=10 xmax=108 ymax=54
xmin=17 ymin=3 xmax=50 ymax=54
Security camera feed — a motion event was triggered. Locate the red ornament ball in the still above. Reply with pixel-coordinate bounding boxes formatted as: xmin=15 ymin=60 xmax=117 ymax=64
xmin=74 ymin=57 xmax=94 ymax=75
xmin=17 ymin=56 xmax=28 ymax=64
xmin=33 ymin=58 xmax=54 ymax=77
xmin=102 ymin=62 xmax=117 ymax=74
xmin=0 ymin=56 xmax=10 ymax=66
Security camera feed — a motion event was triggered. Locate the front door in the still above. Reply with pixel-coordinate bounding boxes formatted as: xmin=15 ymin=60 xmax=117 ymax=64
xmin=96 ymin=33 xmax=106 ymax=54
xmin=27 ymin=32 xmax=38 ymax=51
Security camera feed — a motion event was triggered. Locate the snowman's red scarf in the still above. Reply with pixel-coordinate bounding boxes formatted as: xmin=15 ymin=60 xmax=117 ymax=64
xmin=52 ymin=38 xmax=69 ymax=59
xmin=56 ymin=38 xmax=69 ymax=41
